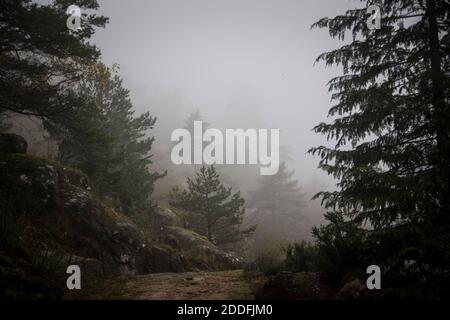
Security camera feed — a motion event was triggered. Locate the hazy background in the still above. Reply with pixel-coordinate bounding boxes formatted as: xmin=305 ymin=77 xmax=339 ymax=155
xmin=89 ymin=0 xmax=360 ymax=226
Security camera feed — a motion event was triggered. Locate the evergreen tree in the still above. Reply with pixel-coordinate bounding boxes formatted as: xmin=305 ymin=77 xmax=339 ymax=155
xmin=49 ymin=63 xmax=164 ymax=213
xmin=310 ymin=0 xmax=450 ymax=285
xmin=249 ymin=162 xmax=307 ymax=244
xmin=0 ymin=0 xmax=107 ymax=119
xmin=183 ymin=108 xmax=210 ymax=132
xmin=182 ymin=108 xmax=210 ymax=168
xmin=170 ymin=165 xmax=253 ymax=245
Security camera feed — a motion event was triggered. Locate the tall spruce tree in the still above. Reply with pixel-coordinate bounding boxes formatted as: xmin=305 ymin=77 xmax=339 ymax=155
xmin=183 ymin=108 xmax=210 ymax=132
xmin=170 ymin=165 xmax=253 ymax=245
xmin=249 ymin=162 xmax=307 ymax=244
xmin=183 ymin=108 xmax=210 ymax=169
xmin=310 ymin=0 xmax=450 ymax=283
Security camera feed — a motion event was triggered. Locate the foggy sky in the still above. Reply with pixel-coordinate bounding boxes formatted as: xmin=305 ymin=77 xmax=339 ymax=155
xmin=91 ymin=0 xmax=359 ymax=189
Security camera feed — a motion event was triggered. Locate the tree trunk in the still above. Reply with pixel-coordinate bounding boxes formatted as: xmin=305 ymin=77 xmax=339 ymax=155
xmin=207 ymin=214 xmax=212 ymax=242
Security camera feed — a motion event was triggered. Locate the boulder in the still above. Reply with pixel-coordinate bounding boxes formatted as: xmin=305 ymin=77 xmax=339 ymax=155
xmin=336 ymin=278 xmax=367 ymax=299
xmin=152 ymin=206 xmax=184 ymax=228
xmin=163 ymin=226 xmax=241 ymax=270
xmin=0 ymin=133 xmax=28 ymax=153
xmin=147 ymin=245 xmax=186 ymax=272
xmin=0 ymin=153 xmax=180 ymax=281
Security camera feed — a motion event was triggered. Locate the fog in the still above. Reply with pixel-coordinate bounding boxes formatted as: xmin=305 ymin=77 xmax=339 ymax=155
xmin=90 ymin=0 xmax=358 ymax=225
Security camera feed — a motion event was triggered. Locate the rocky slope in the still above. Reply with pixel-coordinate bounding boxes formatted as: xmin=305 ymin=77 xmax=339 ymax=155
xmin=0 ymin=133 xmax=239 ymax=299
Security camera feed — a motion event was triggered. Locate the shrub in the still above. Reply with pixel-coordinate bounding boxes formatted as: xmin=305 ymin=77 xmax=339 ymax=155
xmin=312 ymin=212 xmax=370 ymax=284
xmin=284 ymin=241 xmax=319 ymax=272
xmin=247 ymin=241 xmax=287 ymax=275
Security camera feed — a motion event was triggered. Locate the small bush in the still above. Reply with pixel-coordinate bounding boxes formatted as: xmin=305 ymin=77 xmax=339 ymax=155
xmin=247 ymin=241 xmax=287 ymax=275
xmin=284 ymin=241 xmax=319 ymax=272
xmin=312 ymin=212 xmax=369 ymax=284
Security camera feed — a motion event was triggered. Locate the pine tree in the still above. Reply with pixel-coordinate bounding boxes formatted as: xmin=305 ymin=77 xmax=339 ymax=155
xmin=169 ymin=165 xmax=253 ymax=245
xmin=183 ymin=108 xmax=210 ymax=168
xmin=249 ymin=162 xmax=307 ymax=244
xmin=0 ymin=0 xmax=107 ymax=119
xmin=183 ymin=108 xmax=210 ymax=132
xmin=49 ymin=63 xmax=164 ymax=213
xmin=310 ymin=0 xmax=450 ymax=283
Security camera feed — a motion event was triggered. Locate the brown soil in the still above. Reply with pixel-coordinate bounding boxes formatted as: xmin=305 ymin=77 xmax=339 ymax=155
xmin=76 ymin=270 xmax=264 ymax=300
xmin=72 ymin=270 xmax=337 ymax=300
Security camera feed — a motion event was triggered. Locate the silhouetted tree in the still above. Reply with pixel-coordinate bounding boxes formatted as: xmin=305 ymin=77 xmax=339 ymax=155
xmin=311 ymin=0 xmax=450 ymax=287
xmin=183 ymin=108 xmax=210 ymax=132
xmin=0 ymin=0 xmax=107 ymax=120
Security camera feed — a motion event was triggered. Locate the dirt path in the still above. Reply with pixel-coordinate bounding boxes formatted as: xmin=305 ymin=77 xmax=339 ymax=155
xmin=80 ymin=270 xmax=265 ymax=300
xmin=73 ymin=270 xmax=337 ymax=300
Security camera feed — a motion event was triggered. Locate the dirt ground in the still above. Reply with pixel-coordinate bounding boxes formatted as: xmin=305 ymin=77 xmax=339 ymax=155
xmin=76 ymin=270 xmax=264 ymax=300
xmin=71 ymin=270 xmax=337 ymax=300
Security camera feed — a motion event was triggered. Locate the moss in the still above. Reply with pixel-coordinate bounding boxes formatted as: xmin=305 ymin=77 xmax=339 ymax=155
xmin=99 ymin=206 xmax=120 ymax=224
xmin=99 ymin=203 xmax=135 ymax=227
xmin=167 ymin=206 xmax=188 ymax=225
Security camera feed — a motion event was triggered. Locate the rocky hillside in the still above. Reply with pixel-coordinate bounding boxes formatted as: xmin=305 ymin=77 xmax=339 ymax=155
xmin=0 ymin=133 xmax=239 ymax=299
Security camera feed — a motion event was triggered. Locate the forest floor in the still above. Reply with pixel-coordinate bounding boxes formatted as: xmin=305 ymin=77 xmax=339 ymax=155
xmin=73 ymin=270 xmax=337 ymax=300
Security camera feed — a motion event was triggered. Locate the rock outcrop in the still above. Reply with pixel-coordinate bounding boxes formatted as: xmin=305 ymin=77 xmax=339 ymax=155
xmin=0 ymin=153 xmax=155 ymax=279
xmin=336 ymin=278 xmax=366 ymax=299
xmin=151 ymin=207 xmax=184 ymax=228
xmin=162 ymin=226 xmax=241 ymax=271
xmin=0 ymin=137 xmax=239 ymax=298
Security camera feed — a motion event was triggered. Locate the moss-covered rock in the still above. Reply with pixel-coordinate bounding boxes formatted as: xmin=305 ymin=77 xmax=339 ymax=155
xmin=0 ymin=153 xmax=170 ymax=298
xmin=151 ymin=207 xmax=184 ymax=228
xmin=163 ymin=226 xmax=241 ymax=271
xmin=0 ymin=149 xmax=240 ymax=299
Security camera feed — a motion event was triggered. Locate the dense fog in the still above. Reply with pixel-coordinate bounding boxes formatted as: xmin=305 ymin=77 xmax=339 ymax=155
xmin=89 ymin=0 xmax=358 ymax=232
